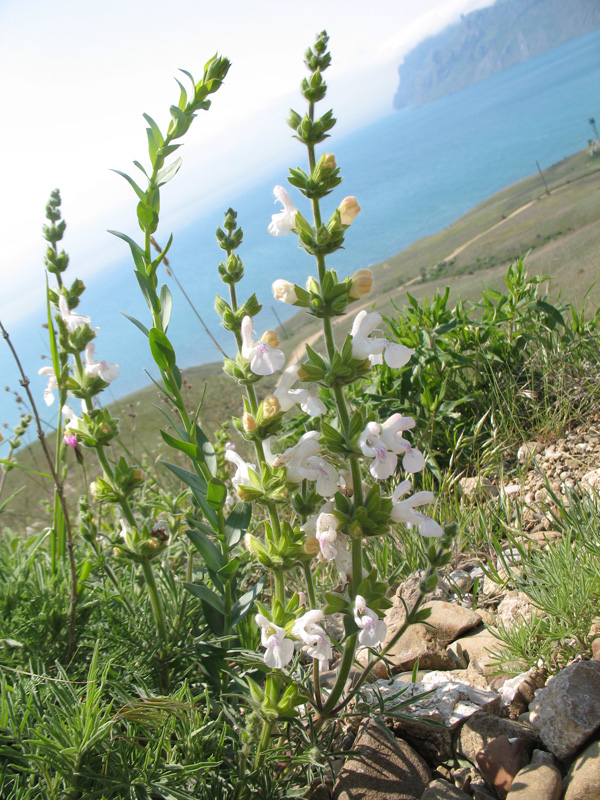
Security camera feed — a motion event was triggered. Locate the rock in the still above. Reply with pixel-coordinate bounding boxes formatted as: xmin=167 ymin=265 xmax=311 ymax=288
xmin=517 ymin=442 xmax=543 ymax=463
xmin=593 ymin=639 xmax=600 ymax=660
xmin=494 ymin=669 xmax=547 ymax=718
xmin=333 ymin=721 xmax=431 ymax=800
xmin=450 ymin=628 xmax=500 ymax=676
xmin=456 ymin=711 xmax=539 ymax=766
xmin=581 ymin=468 xmax=600 ymax=492
xmin=496 ymin=591 xmax=535 ymax=629
xmin=420 ymin=779 xmax=471 ymax=799
xmin=506 ymin=756 xmax=563 ymax=799
xmin=448 ymin=570 xmax=473 ymax=593
xmin=475 ymin=736 xmax=530 ymax=799
xmin=459 ymin=476 xmax=499 ymax=500
xmin=529 ymin=660 xmax=600 ymax=760
xmin=424 ymin=602 xmax=483 ymax=646
xmin=563 ymin=738 xmax=600 ymax=800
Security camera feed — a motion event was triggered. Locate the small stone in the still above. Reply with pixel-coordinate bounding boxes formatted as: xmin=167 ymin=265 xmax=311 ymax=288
xmin=459 ymin=476 xmax=499 ymax=500
xmin=496 ymin=591 xmax=535 ymax=629
xmin=529 ymin=660 xmax=600 ymax=760
xmin=333 ymin=721 xmax=431 ymax=800
xmin=581 ymin=468 xmax=600 ymax=492
xmin=451 ymin=628 xmax=500 ymax=676
xmin=517 ymin=442 xmax=543 ymax=463
xmin=457 ymin=712 xmax=539 ymax=766
xmin=506 ymin=758 xmax=562 ymax=799
xmin=449 ymin=570 xmax=473 ymax=593
xmin=476 ymin=736 xmax=530 ymax=799
xmin=420 ymin=779 xmax=471 ymax=799
xmin=563 ymin=738 xmax=600 ymax=800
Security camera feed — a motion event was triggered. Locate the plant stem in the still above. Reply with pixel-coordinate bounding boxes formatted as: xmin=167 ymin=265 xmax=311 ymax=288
xmin=141 ymin=558 xmax=170 ymax=694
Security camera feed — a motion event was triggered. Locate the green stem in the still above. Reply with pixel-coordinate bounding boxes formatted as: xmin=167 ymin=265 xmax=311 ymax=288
xmin=141 ymin=558 xmax=170 ymax=694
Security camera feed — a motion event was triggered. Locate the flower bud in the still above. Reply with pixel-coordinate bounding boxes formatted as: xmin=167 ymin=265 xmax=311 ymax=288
xmin=244 ymin=533 xmax=261 ymax=554
xmin=298 ymin=591 xmax=308 ymax=607
xmin=243 ymin=412 xmax=257 ymax=433
xmin=349 ymin=269 xmax=373 ymax=299
xmin=297 ymin=365 xmax=310 ymax=380
xmin=338 ymin=196 xmax=361 ymax=226
xmin=262 ymin=395 xmax=281 ymax=419
xmin=261 ymin=330 xmax=280 ymax=349
xmin=306 ymin=275 xmax=319 ymax=293
xmin=237 ymin=485 xmax=254 ymax=501
xmin=321 ymin=153 xmax=336 ymax=170
xmin=272 ymin=279 xmax=298 ymax=304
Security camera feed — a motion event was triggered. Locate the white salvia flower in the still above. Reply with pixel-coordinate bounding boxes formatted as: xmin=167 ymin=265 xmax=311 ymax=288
xmin=84 ymin=343 xmax=120 ymax=383
xmin=390 ymin=480 xmax=443 ymax=538
xmin=380 ymin=414 xmax=425 ymax=474
xmin=272 ymin=279 xmax=298 ymax=304
xmin=334 ymin=540 xmax=353 ymax=586
xmin=62 ymin=404 xmax=80 ymax=431
xmin=38 ymin=366 xmax=58 ymax=406
xmin=274 ymin=364 xmax=326 ymax=417
xmin=350 ymin=310 xmax=414 ymax=368
xmin=225 ymin=448 xmax=257 ymax=491
xmin=353 ymin=595 xmax=387 ymax=648
xmin=241 ymin=316 xmax=285 ymax=376
xmin=267 ymin=185 xmax=298 ymax=237
xmin=315 ymin=510 xmax=341 ymax=561
xmin=292 ymin=609 xmax=332 ymax=666
xmin=58 ymin=295 xmax=92 ymax=332
xmin=358 ymin=421 xmax=398 ymax=480
xmin=273 ymin=431 xmax=338 ymax=497
xmin=255 ymin=613 xmax=295 ymax=669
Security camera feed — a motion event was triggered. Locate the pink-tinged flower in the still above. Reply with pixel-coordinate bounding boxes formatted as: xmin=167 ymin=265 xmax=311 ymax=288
xmin=272 ymin=279 xmax=298 ymax=304
xmin=63 ymin=432 xmax=78 ymax=448
xmin=380 ymin=414 xmax=425 ymax=474
xmin=350 ymin=310 xmax=414 ymax=368
xmin=274 ymin=364 xmax=326 ymax=417
xmin=338 ymin=196 xmax=361 ymax=226
xmin=84 ymin=343 xmax=120 ymax=383
xmin=315 ymin=509 xmax=341 ymax=561
xmin=268 ymin=185 xmax=298 ymax=237
xmin=241 ymin=316 xmax=285 ymax=376
xmin=256 ymin=613 xmax=295 ymax=669
xmin=273 ymin=431 xmax=338 ymax=497
xmin=225 ymin=448 xmax=257 ymax=492
xmin=390 ymin=480 xmax=443 ymax=538
xmin=358 ymin=421 xmax=398 ymax=480
xmin=353 ymin=595 xmax=387 ymax=647
xmin=349 ymin=269 xmax=373 ymax=299
xmin=292 ymin=609 xmax=332 ymax=666
xmin=58 ymin=295 xmax=92 ymax=332
xmin=38 ymin=366 xmax=58 ymax=406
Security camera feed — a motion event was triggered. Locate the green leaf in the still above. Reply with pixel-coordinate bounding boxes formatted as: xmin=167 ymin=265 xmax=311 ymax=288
xmin=108 ymin=231 xmax=148 ymax=276
xmin=225 ymin=502 xmax=252 ymax=547
xmin=156 ymin=157 xmax=182 ymax=187
xmin=121 ymin=312 xmax=150 ymax=338
xmin=323 ymin=592 xmax=348 ymax=614
xmin=183 ymin=582 xmax=224 ymax=612
xmin=137 ymin=200 xmax=159 ymax=233
xmin=111 ymin=169 xmax=146 ymax=202
xmin=194 ymin=425 xmax=217 ymax=476
xmin=162 ymin=461 xmax=217 ymax=528
xmin=149 ymin=328 xmax=177 ymax=371
xmin=159 ymin=284 xmax=173 ymax=331
xmin=218 ymin=556 xmax=240 ymax=576
xmin=142 ymin=113 xmax=164 ymax=147
xmin=231 ymin=577 xmax=265 ymax=626
xmin=160 ymin=430 xmax=202 ymax=461
xmin=185 ymin=529 xmax=222 ymax=572
xmin=206 ymin=478 xmax=227 ymax=510
xmin=135 ymin=269 xmax=160 ymax=313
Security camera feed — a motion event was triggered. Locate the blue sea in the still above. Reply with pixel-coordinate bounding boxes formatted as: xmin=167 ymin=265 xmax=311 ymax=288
xmin=2 ymin=28 xmax=600 ymax=434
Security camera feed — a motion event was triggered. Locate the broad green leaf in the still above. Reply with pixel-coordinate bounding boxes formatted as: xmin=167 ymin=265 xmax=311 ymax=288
xmin=185 ymin=529 xmax=222 ymax=572
xmin=156 ymin=157 xmax=182 ymax=187
xmin=159 ymin=284 xmax=172 ymax=331
xmin=183 ymin=582 xmax=224 ymax=612
xmin=218 ymin=556 xmax=240 ymax=576
xmin=135 ymin=270 xmax=160 ymax=314
xmin=109 ymin=230 xmax=148 ymax=273
xmin=137 ymin=200 xmax=159 ymax=233
xmin=195 ymin=425 xmax=217 ymax=477
xmin=206 ymin=478 xmax=226 ymax=510
xmin=160 ymin=430 xmax=202 ymax=461
xmin=225 ymin=502 xmax=252 ymax=547
xmin=149 ymin=328 xmax=176 ymax=371
xmin=142 ymin=113 xmax=164 ymax=147
xmin=162 ymin=461 xmax=217 ymax=528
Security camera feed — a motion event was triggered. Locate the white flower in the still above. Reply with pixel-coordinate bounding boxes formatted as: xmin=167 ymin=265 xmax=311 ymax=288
xmin=241 ymin=316 xmax=285 ymax=376
xmin=256 ymin=613 xmax=295 ymax=669
xmin=380 ymin=414 xmax=425 ymax=474
xmin=350 ymin=310 xmax=414 ymax=368
xmin=358 ymin=421 xmax=398 ymax=480
xmin=353 ymin=595 xmax=387 ymax=647
xmin=84 ymin=343 xmax=120 ymax=383
xmin=58 ymin=295 xmax=92 ymax=332
xmin=38 ymin=366 xmax=58 ymax=406
xmin=273 ymin=431 xmax=338 ymax=497
xmin=268 ymin=185 xmax=298 ymax=237
xmin=316 ymin=510 xmax=341 ymax=561
xmin=292 ymin=609 xmax=332 ymax=666
xmin=390 ymin=480 xmax=443 ymax=538
xmin=334 ymin=540 xmax=353 ymax=585
xmin=272 ymin=279 xmax=298 ymax=304
xmin=225 ymin=448 xmax=257 ymax=491
xmin=274 ymin=365 xmax=326 ymax=417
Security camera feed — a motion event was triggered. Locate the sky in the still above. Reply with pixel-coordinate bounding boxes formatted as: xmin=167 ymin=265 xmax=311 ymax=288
xmin=0 ymin=0 xmax=495 ymax=332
